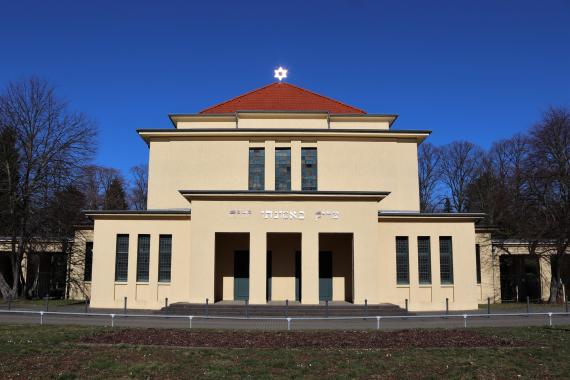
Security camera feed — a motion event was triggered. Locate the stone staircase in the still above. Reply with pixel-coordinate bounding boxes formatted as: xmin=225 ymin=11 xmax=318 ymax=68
xmin=160 ymin=302 xmax=409 ymax=317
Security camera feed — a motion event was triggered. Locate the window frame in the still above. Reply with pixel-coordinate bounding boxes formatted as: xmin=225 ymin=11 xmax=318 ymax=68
xmin=114 ymin=234 xmax=129 ymax=282
xmin=136 ymin=234 xmax=151 ymax=282
xmin=417 ymin=236 xmax=432 ymax=285
xmin=301 ymin=147 xmax=318 ymax=191
xmin=84 ymin=241 xmax=93 ymax=282
xmin=275 ymin=147 xmax=291 ymax=191
xmin=395 ymin=236 xmax=409 ymax=285
xmin=158 ymin=234 xmax=172 ymax=283
xmin=248 ymin=148 xmax=265 ymax=191
xmin=439 ymin=236 xmax=454 ymax=285
xmin=475 ymin=243 xmax=481 ymax=284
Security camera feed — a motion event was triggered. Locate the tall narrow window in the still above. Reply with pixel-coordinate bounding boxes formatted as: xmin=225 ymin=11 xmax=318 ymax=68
xmin=475 ymin=244 xmax=481 ymax=284
xmin=84 ymin=242 xmax=93 ymax=282
xmin=158 ymin=235 xmax=172 ymax=282
xmin=301 ymin=148 xmax=317 ymax=191
xmin=136 ymin=234 xmax=150 ymax=282
xmin=418 ymin=236 xmax=432 ymax=284
xmin=248 ymin=148 xmax=264 ymax=190
xmin=275 ymin=148 xmax=291 ymax=191
xmin=396 ymin=237 xmax=409 ymax=285
xmin=439 ymin=237 xmax=454 ymax=284
xmin=115 ymin=234 xmax=129 ymax=282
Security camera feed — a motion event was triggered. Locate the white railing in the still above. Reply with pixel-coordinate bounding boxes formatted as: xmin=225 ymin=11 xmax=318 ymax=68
xmin=0 ymin=309 xmax=569 ymax=330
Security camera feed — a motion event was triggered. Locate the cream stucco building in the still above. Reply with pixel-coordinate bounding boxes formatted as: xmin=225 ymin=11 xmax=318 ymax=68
xmin=82 ymin=82 xmax=489 ymax=311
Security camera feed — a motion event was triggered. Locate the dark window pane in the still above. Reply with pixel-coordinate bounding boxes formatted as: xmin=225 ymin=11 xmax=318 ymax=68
xmin=476 ymin=244 xmax=481 ymax=284
xmin=248 ymin=148 xmax=265 ymax=190
xmin=136 ymin=235 xmax=150 ymax=282
xmin=115 ymin=234 xmax=129 ymax=282
xmin=158 ymin=235 xmax=172 ymax=282
xmin=418 ymin=236 xmax=432 ymax=284
xmin=275 ymin=148 xmax=291 ymax=191
xmin=301 ymin=148 xmax=317 ymax=191
xmin=439 ymin=237 xmax=454 ymax=284
xmin=396 ymin=236 xmax=409 ymax=285
xmin=84 ymin=242 xmax=93 ymax=282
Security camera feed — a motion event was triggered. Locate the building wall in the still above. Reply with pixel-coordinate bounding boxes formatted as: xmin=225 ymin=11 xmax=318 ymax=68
xmin=90 ymin=216 xmax=191 ymax=309
xmin=378 ymin=219 xmax=479 ymax=311
xmin=147 ymin=136 xmax=420 ymax=211
xmin=68 ymin=228 xmax=94 ymax=300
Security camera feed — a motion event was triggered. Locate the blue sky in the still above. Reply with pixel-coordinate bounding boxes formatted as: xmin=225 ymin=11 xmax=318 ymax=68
xmin=1 ymin=1 xmax=569 ymax=175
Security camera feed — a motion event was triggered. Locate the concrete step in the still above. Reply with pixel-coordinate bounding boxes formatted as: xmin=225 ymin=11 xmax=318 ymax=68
xmin=160 ymin=302 xmax=409 ymax=317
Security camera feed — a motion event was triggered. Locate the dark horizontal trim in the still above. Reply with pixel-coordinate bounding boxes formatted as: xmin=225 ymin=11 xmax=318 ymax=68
xmin=169 ymin=112 xmax=398 ymax=117
xmin=181 ymin=190 xmax=390 ymax=196
xmin=83 ymin=209 xmax=191 ymax=215
xmin=379 ymin=212 xmax=485 ymax=219
xmin=138 ymin=128 xmax=431 ymax=134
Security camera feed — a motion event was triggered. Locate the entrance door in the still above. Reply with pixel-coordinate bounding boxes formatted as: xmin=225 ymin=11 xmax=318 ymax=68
xmin=319 ymin=251 xmax=333 ymax=301
xmin=295 ymin=251 xmax=301 ymax=302
xmin=234 ymin=251 xmax=249 ymax=300
xmin=266 ymin=251 xmax=272 ymax=301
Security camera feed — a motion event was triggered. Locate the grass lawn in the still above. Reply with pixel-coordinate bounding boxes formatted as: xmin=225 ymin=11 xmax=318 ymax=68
xmin=0 ymin=324 xmax=569 ymax=379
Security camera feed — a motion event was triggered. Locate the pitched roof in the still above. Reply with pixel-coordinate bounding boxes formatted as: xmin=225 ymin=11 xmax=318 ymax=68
xmin=199 ymin=82 xmax=366 ymax=114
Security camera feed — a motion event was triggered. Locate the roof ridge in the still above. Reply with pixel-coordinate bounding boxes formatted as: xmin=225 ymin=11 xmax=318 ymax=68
xmin=199 ymin=82 xmax=277 ymax=114
xmin=280 ymin=82 xmax=366 ymax=114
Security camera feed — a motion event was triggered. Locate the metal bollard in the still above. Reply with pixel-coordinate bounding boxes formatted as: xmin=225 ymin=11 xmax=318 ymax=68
xmin=84 ymin=298 xmax=89 ymax=313
xmin=123 ymin=296 xmax=127 ymax=314
xmin=165 ymin=297 xmax=168 ymax=308
xmin=205 ymin=298 xmax=209 ymax=317
xmin=287 ymin=317 xmax=292 ymax=331
xmin=463 ymin=314 xmax=468 ymax=328
xmin=44 ymin=294 xmax=49 ymax=312
xmin=405 ymin=298 xmax=408 ymax=313
xmin=40 ymin=311 xmax=44 ymax=325
xmin=245 ymin=299 xmax=249 ymax=319
xmin=325 ymin=300 xmax=329 ymax=318
xmin=487 ymin=297 xmax=491 ymax=317
xmin=445 ymin=298 xmax=449 ymax=315
xmin=285 ymin=299 xmax=289 ymax=318
xmin=365 ymin=299 xmax=368 ymax=317
xmin=548 ymin=312 xmax=552 ymax=327
xmin=111 ymin=314 xmax=115 ymax=328
xmin=526 ymin=296 xmax=530 ymax=316
xmin=376 ymin=316 xmax=381 ymax=330
xmin=188 ymin=316 xmax=193 ymax=329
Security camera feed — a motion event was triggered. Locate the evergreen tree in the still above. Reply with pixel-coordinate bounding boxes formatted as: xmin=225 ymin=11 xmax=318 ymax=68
xmin=104 ymin=178 xmax=128 ymax=210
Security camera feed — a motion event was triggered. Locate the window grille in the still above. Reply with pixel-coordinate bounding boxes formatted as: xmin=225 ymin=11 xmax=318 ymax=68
xmin=84 ymin=242 xmax=93 ymax=282
xmin=248 ymin=148 xmax=265 ymax=190
xmin=158 ymin=235 xmax=172 ymax=282
xmin=475 ymin=243 xmax=481 ymax=284
xmin=439 ymin=237 xmax=454 ymax=284
xmin=396 ymin=237 xmax=409 ymax=285
xmin=275 ymin=148 xmax=291 ymax=191
xmin=136 ymin=235 xmax=150 ymax=282
xmin=115 ymin=234 xmax=129 ymax=282
xmin=418 ymin=236 xmax=432 ymax=284
xmin=301 ymin=148 xmax=317 ymax=191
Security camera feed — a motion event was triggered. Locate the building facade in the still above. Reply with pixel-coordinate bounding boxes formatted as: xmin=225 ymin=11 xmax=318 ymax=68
xmin=84 ymin=82 xmax=487 ymax=311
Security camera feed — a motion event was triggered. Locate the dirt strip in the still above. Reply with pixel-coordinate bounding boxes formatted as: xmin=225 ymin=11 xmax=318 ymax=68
xmin=81 ymin=328 xmax=523 ymax=349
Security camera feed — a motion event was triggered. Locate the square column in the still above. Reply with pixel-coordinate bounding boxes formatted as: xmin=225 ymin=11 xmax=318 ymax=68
xmin=301 ymin=232 xmax=319 ymax=304
xmin=249 ymin=231 xmax=267 ymax=304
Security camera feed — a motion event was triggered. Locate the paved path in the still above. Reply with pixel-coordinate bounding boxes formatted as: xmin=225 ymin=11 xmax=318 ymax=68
xmin=0 ymin=308 xmax=569 ymax=330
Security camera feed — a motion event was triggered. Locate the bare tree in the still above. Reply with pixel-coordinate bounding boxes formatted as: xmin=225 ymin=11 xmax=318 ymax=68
xmin=525 ymin=107 xmax=570 ymax=302
xmin=129 ymin=164 xmax=148 ymax=210
xmin=418 ymin=142 xmax=441 ymax=212
xmin=0 ymin=77 xmax=96 ymax=299
xmin=439 ymin=141 xmax=484 ymax=212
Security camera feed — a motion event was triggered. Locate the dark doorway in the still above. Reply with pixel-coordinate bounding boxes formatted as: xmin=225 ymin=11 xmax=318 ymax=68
xmin=234 ymin=251 xmax=250 ymax=300
xmin=295 ymin=251 xmax=301 ymax=302
xmin=266 ymin=251 xmax=272 ymax=301
xmin=500 ymin=255 xmax=541 ymax=302
xmin=319 ymin=251 xmax=333 ymax=301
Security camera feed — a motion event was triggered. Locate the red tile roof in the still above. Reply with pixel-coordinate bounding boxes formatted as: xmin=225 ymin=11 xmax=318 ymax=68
xmin=200 ymin=82 xmax=366 ymax=114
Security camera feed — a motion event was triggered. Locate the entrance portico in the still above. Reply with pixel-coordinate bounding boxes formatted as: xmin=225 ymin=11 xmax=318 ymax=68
xmin=186 ymin=191 xmax=386 ymax=305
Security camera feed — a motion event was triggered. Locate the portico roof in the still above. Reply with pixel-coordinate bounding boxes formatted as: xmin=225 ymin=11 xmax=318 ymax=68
xmin=179 ymin=190 xmax=390 ymax=202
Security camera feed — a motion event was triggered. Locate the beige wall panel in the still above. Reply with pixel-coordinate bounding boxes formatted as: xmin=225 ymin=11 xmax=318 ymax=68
xmin=329 ymin=121 xmax=390 ymax=130
xmin=90 ymin=218 xmax=191 ymax=309
xmin=318 ymin=140 xmax=420 ymax=211
xmin=147 ymin=139 xmax=249 ymax=209
xmin=378 ymin=220 xmax=478 ymax=311
xmin=177 ymin=121 xmax=236 ymax=129
xmin=238 ymin=117 xmax=327 ymax=129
